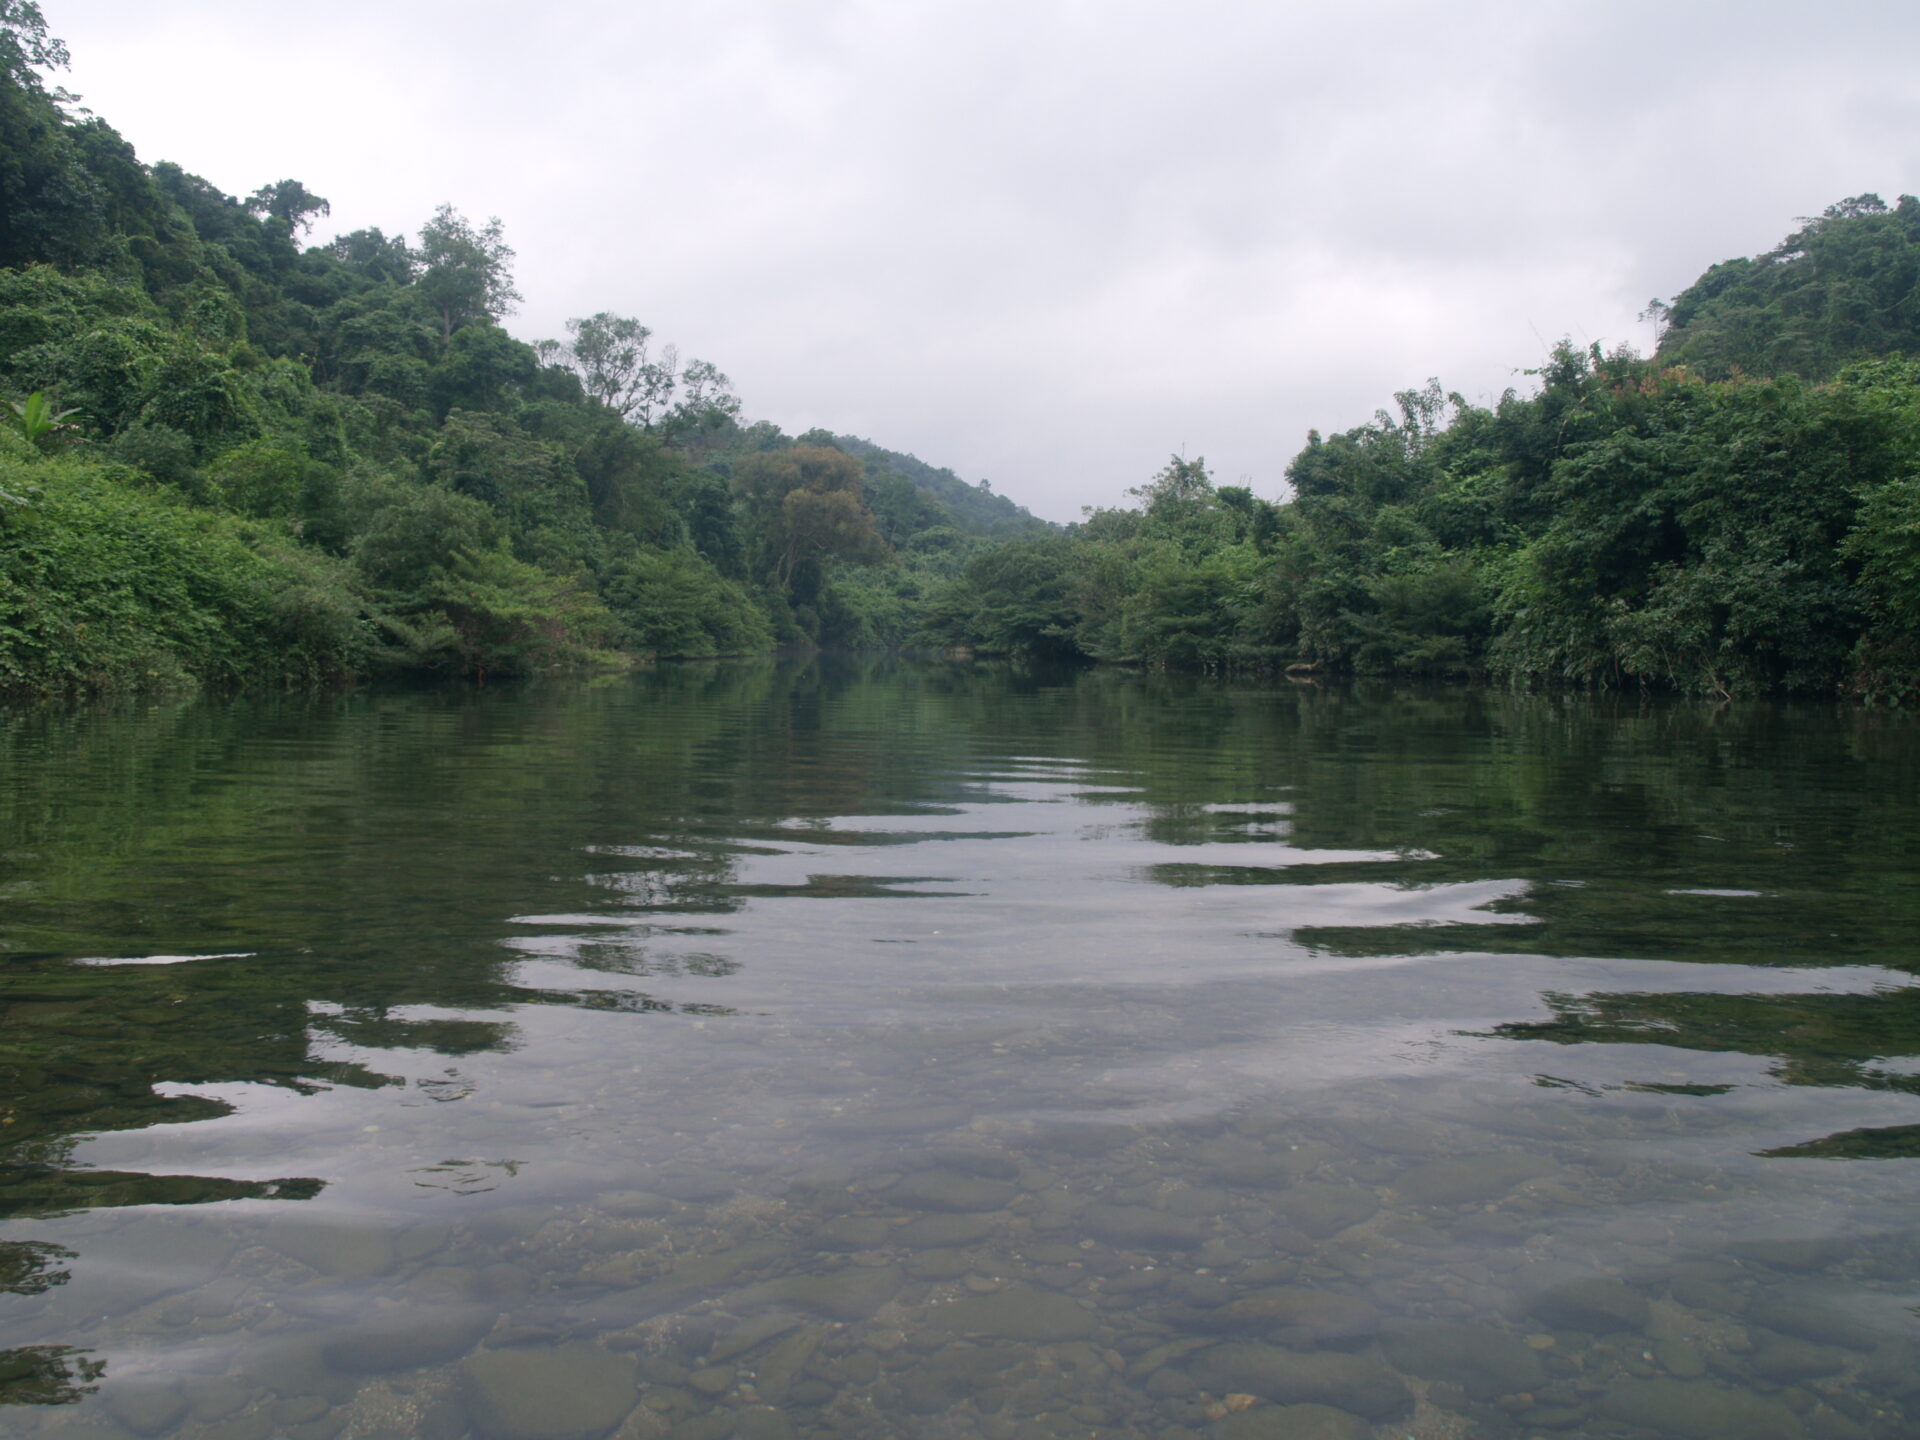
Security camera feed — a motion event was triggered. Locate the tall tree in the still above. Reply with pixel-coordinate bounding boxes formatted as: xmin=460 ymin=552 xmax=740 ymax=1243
xmin=734 ymin=444 xmax=885 ymax=591
xmin=556 ymin=311 xmax=675 ymax=423
xmin=0 ymin=0 xmax=103 ymax=270
xmin=325 ymin=227 xmax=415 ymax=284
xmin=551 ymin=312 xmax=740 ymax=434
xmin=246 ymin=178 xmax=329 ymax=237
xmin=416 ymin=205 xmax=520 ymax=341
xmin=0 ymin=1 xmax=67 ymax=90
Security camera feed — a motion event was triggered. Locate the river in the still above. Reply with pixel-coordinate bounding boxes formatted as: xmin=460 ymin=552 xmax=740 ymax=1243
xmin=1 ymin=660 xmax=1916 ymax=1439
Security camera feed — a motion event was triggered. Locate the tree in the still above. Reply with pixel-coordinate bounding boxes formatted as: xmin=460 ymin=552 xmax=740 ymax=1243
xmin=1656 ymin=195 xmax=1920 ymax=379
xmin=0 ymin=3 xmax=103 ymax=270
xmin=416 ymin=205 xmax=520 ymax=341
xmin=555 ymin=311 xmax=674 ymax=423
xmin=325 ymin=227 xmax=414 ymax=284
xmin=777 ymin=487 xmax=882 ymax=590
xmin=427 ymin=323 xmax=537 ymax=416
xmin=1130 ymin=454 xmax=1212 ymax=519
xmin=932 ymin=534 xmax=1082 ymax=657
xmin=733 ymin=444 xmax=885 ymax=592
xmin=669 ymin=357 xmax=740 ymax=430
xmin=246 ymin=178 xmax=329 ymax=237
xmin=552 ymin=312 xmax=740 ymax=435
xmin=0 ymin=1 xmax=68 ymax=92
xmin=865 ymin=467 xmax=953 ymax=547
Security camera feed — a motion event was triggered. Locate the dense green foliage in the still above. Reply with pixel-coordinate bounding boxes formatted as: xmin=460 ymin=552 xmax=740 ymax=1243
xmin=1655 ymin=194 xmax=1920 ymax=381
xmin=828 ymin=434 xmax=1051 ymax=540
xmin=5 ymin=1 xmax=1918 ymax=701
xmin=0 ymin=8 xmax=1042 ymax=695
xmin=929 ymin=225 xmax=1920 ymax=699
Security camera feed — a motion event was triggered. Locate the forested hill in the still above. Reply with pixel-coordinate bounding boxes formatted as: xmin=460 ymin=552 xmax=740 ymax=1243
xmin=924 ymin=199 xmax=1920 ymax=701
xmin=824 ymin=435 xmax=1051 ymax=538
xmin=5 ymin=1 xmax=1920 ymax=703
xmin=1655 ymin=195 xmax=1920 ymax=381
xmin=0 ymin=3 xmax=1035 ymax=694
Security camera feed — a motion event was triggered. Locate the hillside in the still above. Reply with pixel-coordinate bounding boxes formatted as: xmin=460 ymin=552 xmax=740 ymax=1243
xmin=1654 ymin=194 xmax=1920 ymax=381
xmin=928 ymin=202 xmax=1920 ymax=699
xmin=826 ymin=434 xmax=1052 ymax=538
xmin=5 ymin=0 xmax=1918 ymax=703
xmin=0 ymin=4 xmax=1032 ymax=693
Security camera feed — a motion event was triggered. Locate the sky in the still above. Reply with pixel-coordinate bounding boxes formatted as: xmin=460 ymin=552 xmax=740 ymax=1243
xmin=48 ymin=0 xmax=1920 ymax=522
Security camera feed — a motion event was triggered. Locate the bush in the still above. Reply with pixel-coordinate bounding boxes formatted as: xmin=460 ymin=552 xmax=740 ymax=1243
xmin=594 ymin=545 xmax=772 ymax=657
xmin=0 ymin=451 xmax=370 ymax=693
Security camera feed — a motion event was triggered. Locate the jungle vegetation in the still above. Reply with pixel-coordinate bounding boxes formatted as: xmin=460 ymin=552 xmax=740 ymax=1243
xmin=927 ymin=196 xmax=1920 ymax=701
xmin=4 ymin=0 xmax=1918 ymax=700
xmin=0 ymin=2 xmax=1044 ymax=694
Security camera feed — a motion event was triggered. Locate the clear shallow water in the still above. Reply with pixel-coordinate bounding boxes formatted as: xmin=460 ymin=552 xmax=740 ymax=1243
xmin=1 ymin=661 xmax=1917 ymax=1440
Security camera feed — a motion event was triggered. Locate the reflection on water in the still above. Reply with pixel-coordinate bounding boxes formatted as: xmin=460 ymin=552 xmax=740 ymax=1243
xmin=0 ymin=662 xmax=1917 ymax=1439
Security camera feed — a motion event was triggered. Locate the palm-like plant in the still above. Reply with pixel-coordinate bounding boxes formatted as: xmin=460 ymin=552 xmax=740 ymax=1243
xmin=8 ymin=391 xmax=79 ymax=447
xmin=3 ymin=392 xmax=80 ymax=508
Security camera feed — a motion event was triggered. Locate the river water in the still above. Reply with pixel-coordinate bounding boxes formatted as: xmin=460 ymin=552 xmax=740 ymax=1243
xmin=0 ymin=660 xmax=1916 ymax=1440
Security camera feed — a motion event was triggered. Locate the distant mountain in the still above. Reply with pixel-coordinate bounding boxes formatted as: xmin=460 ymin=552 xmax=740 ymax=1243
xmin=829 ymin=434 xmax=1055 ymax=537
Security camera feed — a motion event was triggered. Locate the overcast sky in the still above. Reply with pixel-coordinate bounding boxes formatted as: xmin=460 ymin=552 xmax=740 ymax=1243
xmin=50 ymin=0 xmax=1920 ymax=521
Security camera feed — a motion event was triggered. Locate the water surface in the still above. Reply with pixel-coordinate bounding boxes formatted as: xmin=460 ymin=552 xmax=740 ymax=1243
xmin=1 ymin=661 xmax=1917 ymax=1439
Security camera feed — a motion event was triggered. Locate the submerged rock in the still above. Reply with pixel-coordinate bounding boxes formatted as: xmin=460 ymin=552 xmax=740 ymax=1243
xmin=1392 ymin=1153 xmax=1554 ymax=1206
xmin=708 ymin=1313 xmax=802 ymax=1363
xmin=751 ymin=1329 xmax=822 ymax=1404
xmin=886 ymin=1170 xmax=1016 ymax=1213
xmin=408 ymin=1265 xmax=484 ymax=1302
xmin=104 ymin=1381 xmax=188 ymax=1438
xmin=1343 ymin=1120 xmax=1451 ymax=1158
xmin=1746 ymin=1288 xmax=1898 ymax=1351
xmin=461 ymin=1344 xmax=638 ymax=1440
xmin=1655 ymin=1337 xmax=1708 ymax=1378
xmin=926 ymin=1146 xmax=1021 ymax=1180
xmin=652 ymin=1168 xmax=736 ymax=1202
xmin=64 ymin=1223 xmax=239 ymax=1318
xmin=905 ymin=1248 xmax=972 ymax=1280
xmin=269 ymin=1218 xmax=394 ymax=1278
xmin=1527 ymin=1277 xmax=1651 ymax=1334
xmin=1163 ymin=1185 xmax=1234 ymax=1218
xmin=322 ymin=1304 xmax=497 ymax=1374
xmin=1203 ymin=1153 xmax=1299 ymax=1187
xmin=1379 ymin=1319 xmax=1546 ymax=1400
xmin=1023 ymin=1123 xmax=1135 ymax=1157
xmin=924 ymin=1289 xmax=1098 ymax=1341
xmin=1202 ymin=1287 xmax=1379 ymax=1343
xmin=810 ymin=1216 xmax=892 ymax=1251
xmin=824 ymin=1103 xmax=971 ymax=1134
xmin=896 ymin=1213 xmax=1000 ymax=1247
xmin=1597 ymin=1377 xmax=1805 ymax=1440
xmin=1208 ymin=1403 xmax=1369 ymax=1440
xmin=598 ymin=1190 xmax=676 ymax=1217
xmin=1728 ymin=1238 xmax=1853 ymax=1273
xmin=658 ymin=1242 xmax=785 ymax=1293
xmin=1185 ymin=1344 xmax=1413 ymax=1420
xmin=731 ymin=1265 xmax=904 ymax=1321
xmin=896 ymin=1342 xmax=1022 ymax=1413
xmin=1080 ymin=1204 xmax=1208 ymax=1249
xmin=1277 ymin=1183 xmax=1377 ymax=1239
xmin=730 ymin=1408 xmax=795 ymax=1440
xmin=1748 ymin=1333 xmax=1846 ymax=1381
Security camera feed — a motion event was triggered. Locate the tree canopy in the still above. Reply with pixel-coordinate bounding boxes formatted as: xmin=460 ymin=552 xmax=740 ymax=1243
xmin=1 ymin=4 xmax=1914 ymax=701
xmin=0 ymin=12 xmax=1046 ymax=693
